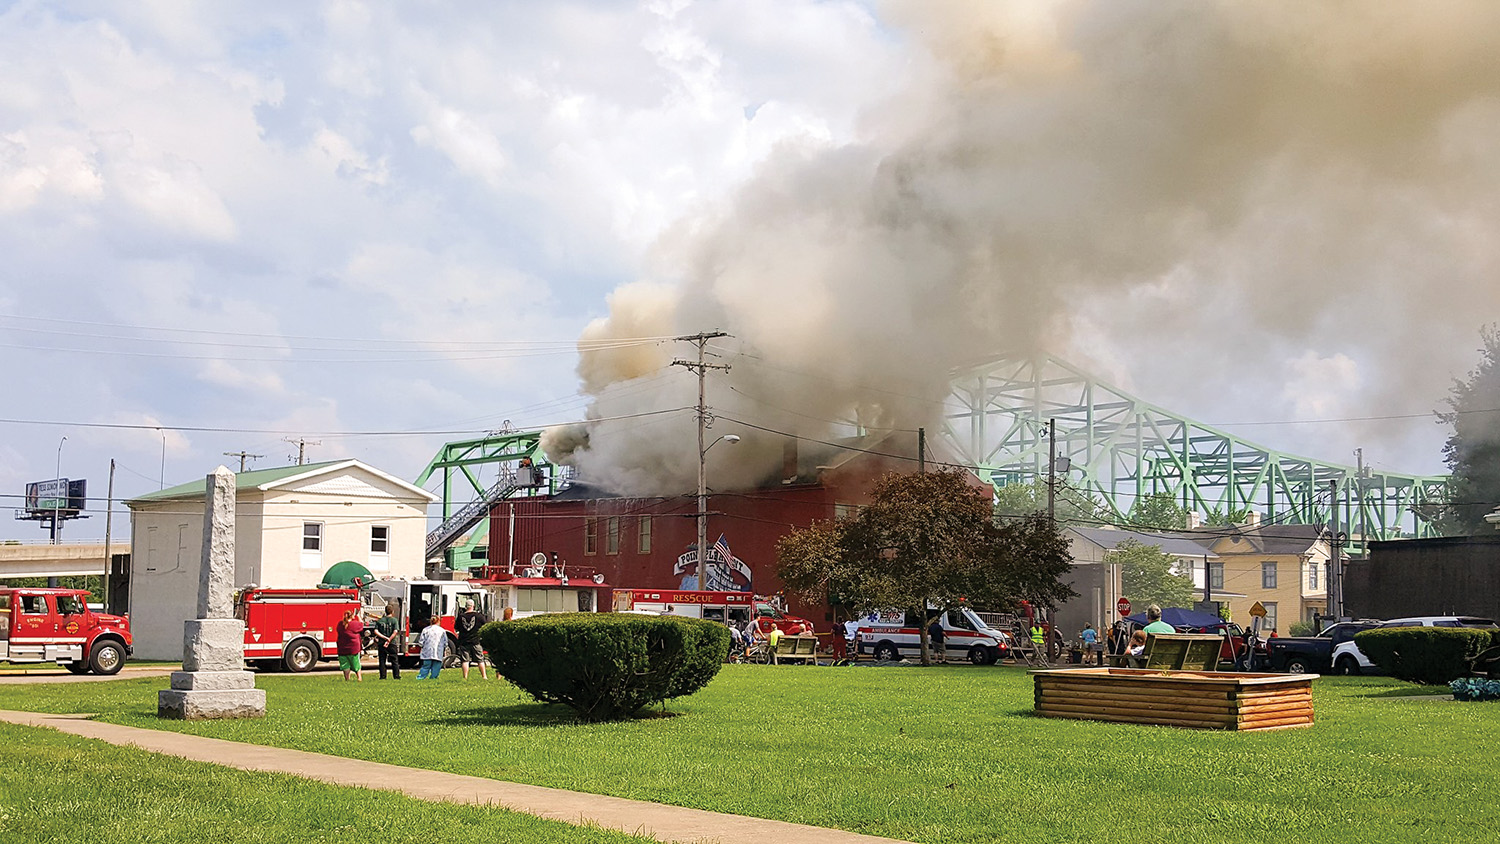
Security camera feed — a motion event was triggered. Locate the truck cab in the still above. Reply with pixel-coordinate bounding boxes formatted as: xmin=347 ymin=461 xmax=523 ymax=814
xmin=0 ymin=588 xmax=132 ymax=675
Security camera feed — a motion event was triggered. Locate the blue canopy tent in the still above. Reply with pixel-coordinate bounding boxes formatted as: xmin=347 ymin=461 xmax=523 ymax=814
xmin=1123 ymin=607 xmax=1225 ymax=629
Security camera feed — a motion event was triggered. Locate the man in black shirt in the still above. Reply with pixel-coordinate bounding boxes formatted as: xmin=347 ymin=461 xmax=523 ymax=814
xmin=454 ymin=599 xmax=488 ymax=680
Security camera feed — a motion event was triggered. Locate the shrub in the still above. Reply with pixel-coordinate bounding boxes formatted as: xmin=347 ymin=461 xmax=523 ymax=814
xmin=1288 ymin=621 xmax=1317 ymax=637
xmin=1353 ymin=627 xmax=1492 ymax=685
xmin=480 ymin=613 xmax=730 ymax=722
xmin=1450 ymin=677 xmax=1500 ymax=701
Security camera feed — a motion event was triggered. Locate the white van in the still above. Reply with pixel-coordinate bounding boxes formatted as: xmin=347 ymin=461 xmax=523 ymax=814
xmin=855 ymin=607 xmax=1014 ymax=664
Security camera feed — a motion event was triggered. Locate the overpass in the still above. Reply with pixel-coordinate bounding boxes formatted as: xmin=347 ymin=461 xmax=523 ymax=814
xmin=0 ymin=542 xmax=116 ymax=579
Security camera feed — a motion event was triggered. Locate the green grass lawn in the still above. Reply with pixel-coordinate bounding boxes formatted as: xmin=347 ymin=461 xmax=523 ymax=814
xmin=0 ymin=722 xmax=654 ymax=844
xmin=0 ymin=665 xmax=1493 ymax=843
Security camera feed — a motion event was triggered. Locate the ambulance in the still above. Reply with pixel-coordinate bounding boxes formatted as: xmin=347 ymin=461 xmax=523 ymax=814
xmin=855 ymin=606 xmax=1014 ymax=664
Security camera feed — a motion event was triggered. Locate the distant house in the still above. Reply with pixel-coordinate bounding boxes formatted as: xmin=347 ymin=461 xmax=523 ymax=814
xmin=1189 ymin=518 xmax=1330 ymax=631
xmin=1063 ymin=526 xmax=1222 ymax=635
xmin=125 ymin=460 xmax=436 ymax=660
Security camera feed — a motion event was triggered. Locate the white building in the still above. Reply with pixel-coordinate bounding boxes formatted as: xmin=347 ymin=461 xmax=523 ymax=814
xmin=125 ymin=460 xmax=436 ymax=660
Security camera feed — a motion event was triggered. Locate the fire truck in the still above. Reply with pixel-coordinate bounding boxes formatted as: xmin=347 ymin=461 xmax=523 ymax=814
xmin=0 ymin=587 xmax=132 ymax=675
xmin=613 ymin=589 xmax=812 ymax=631
xmin=236 ymin=587 xmax=362 ymax=672
xmin=362 ymin=559 xmax=612 ymax=664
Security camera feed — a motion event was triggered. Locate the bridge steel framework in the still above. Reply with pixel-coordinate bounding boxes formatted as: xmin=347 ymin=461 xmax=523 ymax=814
xmin=943 ymin=355 xmax=1447 ymax=541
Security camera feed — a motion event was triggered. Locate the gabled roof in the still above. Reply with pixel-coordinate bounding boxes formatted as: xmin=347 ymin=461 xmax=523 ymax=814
xmin=126 ymin=459 xmax=437 ymax=505
xmin=1069 ymin=526 xmax=1219 ymax=558
xmin=1193 ymin=522 xmax=1325 ymax=555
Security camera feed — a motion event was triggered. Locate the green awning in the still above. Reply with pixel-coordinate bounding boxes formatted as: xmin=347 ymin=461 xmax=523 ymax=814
xmin=319 ymin=560 xmax=374 ymax=589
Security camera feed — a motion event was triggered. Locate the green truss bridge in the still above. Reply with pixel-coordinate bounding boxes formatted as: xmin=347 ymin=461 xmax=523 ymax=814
xmin=943 ymin=355 xmax=1448 ymax=541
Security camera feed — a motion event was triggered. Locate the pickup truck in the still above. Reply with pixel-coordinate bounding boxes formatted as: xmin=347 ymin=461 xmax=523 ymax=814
xmin=1265 ymin=620 xmax=1380 ymax=674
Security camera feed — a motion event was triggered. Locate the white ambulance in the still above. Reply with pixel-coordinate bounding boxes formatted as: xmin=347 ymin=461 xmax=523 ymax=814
xmin=855 ymin=607 xmax=1014 ymax=664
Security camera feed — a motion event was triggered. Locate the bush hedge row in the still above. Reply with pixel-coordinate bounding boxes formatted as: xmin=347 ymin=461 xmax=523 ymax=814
xmin=480 ymin=613 xmax=731 ymax=722
xmin=1353 ymin=627 xmax=1493 ymax=685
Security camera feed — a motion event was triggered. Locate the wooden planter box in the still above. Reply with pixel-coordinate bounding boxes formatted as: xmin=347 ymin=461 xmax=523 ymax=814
xmin=1032 ymin=668 xmax=1315 ymax=731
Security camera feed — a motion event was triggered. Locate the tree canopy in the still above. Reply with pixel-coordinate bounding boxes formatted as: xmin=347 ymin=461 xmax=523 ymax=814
xmin=1439 ymin=325 xmax=1500 ymax=534
xmin=777 ymin=469 xmax=1075 ymax=664
xmin=1129 ymin=491 xmax=1191 ymax=530
xmin=993 ymin=477 xmax=1111 ymax=524
xmin=1111 ymin=539 xmax=1195 ymax=610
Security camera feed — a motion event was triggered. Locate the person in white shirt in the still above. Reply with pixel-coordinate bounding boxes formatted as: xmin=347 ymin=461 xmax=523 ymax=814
xmin=416 ymin=616 xmax=448 ymax=680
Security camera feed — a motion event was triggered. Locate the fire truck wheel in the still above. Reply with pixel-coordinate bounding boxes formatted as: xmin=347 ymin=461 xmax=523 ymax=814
xmin=443 ymin=636 xmax=461 ymax=669
xmin=89 ymin=640 xmax=126 ymax=675
xmin=65 ymin=660 xmax=91 ymax=675
xmin=284 ymin=639 xmax=319 ymax=673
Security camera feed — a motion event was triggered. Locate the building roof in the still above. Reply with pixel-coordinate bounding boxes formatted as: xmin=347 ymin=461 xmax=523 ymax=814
xmin=126 ymin=459 xmax=437 ymax=505
xmin=1069 ymin=526 xmax=1219 ymax=558
xmin=1192 ymin=522 xmax=1325 ymax=555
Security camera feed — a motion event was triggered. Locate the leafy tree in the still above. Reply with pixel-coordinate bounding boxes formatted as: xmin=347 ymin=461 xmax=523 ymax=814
xmin=1439 ymin=325 xmax=1500 ymax=534
xmin=778 ymin=469 xmax=1075 ymax=665
xmin=1130 ymin=491 xmax=1191 ymax=530
xmin=993 ymin=477 xmax=1111 ymax=524
xmin=1110 ymin=539 xmax=1195 ymax=611
xmin=1203 ymin=506 xmax=1253 ymax=527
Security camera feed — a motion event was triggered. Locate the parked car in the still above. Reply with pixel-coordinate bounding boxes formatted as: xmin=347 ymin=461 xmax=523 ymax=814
xmin=1266 ymin=620 xmax=1381 ymax=674
xmin=1334 ymin=615 xmax=1499 ymax=675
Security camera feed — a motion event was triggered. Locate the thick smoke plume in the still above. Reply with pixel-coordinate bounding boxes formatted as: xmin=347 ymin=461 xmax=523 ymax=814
xmin=546 ymin=1 xmax=1500 ymax=495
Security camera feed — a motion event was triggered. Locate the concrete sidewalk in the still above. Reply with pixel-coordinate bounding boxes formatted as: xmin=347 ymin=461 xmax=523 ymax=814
xmin=0 ymin=710 xmax=915 ymax=844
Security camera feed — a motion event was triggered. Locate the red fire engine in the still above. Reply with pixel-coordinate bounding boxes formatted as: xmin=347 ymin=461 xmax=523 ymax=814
xmin=0 ymin=587 xmax=132 ymax=675
xmin=236 ymin=587 xmax=361 ymax=672
xmin=613 ymin=589 xmax=812 ymax=631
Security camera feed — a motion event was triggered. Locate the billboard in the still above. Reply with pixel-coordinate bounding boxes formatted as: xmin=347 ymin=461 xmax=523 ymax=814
xmin=24 ymin=478 xmax=86 ymax=515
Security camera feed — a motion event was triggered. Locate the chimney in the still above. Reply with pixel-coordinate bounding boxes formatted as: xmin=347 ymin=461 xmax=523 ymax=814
xmin=1186 ymin=511 xmax=1202 ymax=529
xmin=782 ymin=437 xmax=799 ymax=483
xmin=1242 ymin=510 xmax=1262 ymax=528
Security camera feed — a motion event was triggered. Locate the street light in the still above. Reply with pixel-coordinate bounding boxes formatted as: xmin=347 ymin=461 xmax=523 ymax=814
xmin=697 ymin=434 xmax=741 ymax=574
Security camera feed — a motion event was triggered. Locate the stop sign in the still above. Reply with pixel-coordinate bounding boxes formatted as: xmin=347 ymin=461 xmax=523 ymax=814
xmin=1116 ymin=597 xmax=1132 ymax=617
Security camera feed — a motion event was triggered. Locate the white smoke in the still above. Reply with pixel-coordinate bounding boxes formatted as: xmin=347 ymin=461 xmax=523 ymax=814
xmin=548 ymin=1 xmax=1500 ymax=494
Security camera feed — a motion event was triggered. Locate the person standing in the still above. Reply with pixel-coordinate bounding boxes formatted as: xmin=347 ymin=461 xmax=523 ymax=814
xmin=454 ymin=599 xmax=488 ymax=680
xmin=1080 ymin=623 xmax=1098 ymax=665
xmin=335 ymin=609 xmax=364 ymax=682
xmin=416 ymin=616 xmax=447 ymax=680
xmin=928 ymin=617 xmax=946 ymax=664
xmin=372 ymin=602 xmax=402 ymax=680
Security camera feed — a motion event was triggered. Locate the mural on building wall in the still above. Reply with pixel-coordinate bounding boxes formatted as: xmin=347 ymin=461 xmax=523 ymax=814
xmin=675 ymin=533 xmax=752 ymax=592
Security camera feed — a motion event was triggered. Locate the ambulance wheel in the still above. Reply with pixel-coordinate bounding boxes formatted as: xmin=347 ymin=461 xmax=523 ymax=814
xmin=89 ymin=640 xmax=126 ymax=675
xmin=968 ymin=646 xmax=990 ymax=666
xmin=873 ymin=642 xmax=899 ymax=662
xmin=284 ymin=639 xmax=319 ymax=673
xmin=65 ymin=660 xmax=91 ymax=675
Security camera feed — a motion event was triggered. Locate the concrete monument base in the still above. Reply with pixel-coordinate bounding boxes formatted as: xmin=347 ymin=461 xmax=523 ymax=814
xmin=158 ymin=687 xmax=267 ymax=720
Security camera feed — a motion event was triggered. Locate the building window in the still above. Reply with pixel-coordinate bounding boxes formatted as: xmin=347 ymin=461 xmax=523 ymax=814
xmin=1262 ymin=601 xmax=1278 ymax=632
xmin=1262 ymin=561 xmax=1278 ymax=589
xmin=638 ymin=516 xmax=652 ymax=554
xmin=1307 ymin=562 xmax=1320 ymax=590
xmin=583 ymin=518 xmax=597 ymax=555
xmin=1209 ymin=562 xmax=1224 ymax=590
xmin=302 ymin=522 xmax=323 ymax=551
xmin=371 ymin=525 xmax=390 ymax=554
xmin=606 ymin=517 xmax=620 ymax=555
xmin=834 ymin=502 xmax=854 ymax=520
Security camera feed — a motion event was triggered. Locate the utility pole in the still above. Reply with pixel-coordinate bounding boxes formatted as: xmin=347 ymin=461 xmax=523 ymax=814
xmin=223 ymin=451 xmax=264 ymax=472
xmin=671 ymin=331 xmax=730 ymax=570
xmin=1328 ymin=478 xmax=1343 ymax=620
xmin=917 ymin=427 xmax=926 ymax=473
xmin=1047 ymin=418 xmax=1057 ymax=523
xmin=283 ymin=438 xmax=321 ymax=466
xmin=102 ymin=460 xmax=115 ymax=612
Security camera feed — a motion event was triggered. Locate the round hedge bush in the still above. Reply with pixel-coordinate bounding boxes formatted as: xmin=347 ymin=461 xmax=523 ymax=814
xmin=480 ymin=613 xmax=731 ymax=722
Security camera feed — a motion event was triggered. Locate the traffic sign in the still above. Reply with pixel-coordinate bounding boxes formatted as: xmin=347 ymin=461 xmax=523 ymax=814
xmin=1249 ymin=601 xmax=1267 ymax=618
xmin=1116 ymin=597 xmax=1131 ymax=617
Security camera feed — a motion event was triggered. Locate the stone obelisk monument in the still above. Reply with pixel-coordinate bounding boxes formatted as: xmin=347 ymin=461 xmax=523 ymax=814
xmin=158 ymin=466 xmax=266 ymax=720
